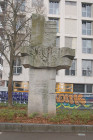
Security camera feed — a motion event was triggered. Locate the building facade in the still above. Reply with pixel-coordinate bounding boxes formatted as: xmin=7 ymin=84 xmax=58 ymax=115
xmin=1 ymin=0 xmax=93 ymax=94
xmin=46 ymin=0 xmax=93 ymax=94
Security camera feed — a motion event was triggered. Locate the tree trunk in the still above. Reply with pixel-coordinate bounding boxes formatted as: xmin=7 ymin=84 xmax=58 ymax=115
xmin=8 ymin=57 xmax=14 ymax=107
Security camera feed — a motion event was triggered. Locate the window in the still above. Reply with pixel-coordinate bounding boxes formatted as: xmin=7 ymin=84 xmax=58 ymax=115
xmin=49 ymin=1 xmax=59 ymax=15
xmin=82 ymin=60 xmax=92 ymax=76
xmin=15 ymin=82 xmax=21 ymax=87
xmin=13 ymin=58 xmax=22 ymax=75
xmin=82 ymin=3 xmax=91 ymax=17
xmin=56 ymin=37 xmax=60 ymax=47
xmin=16 ymin=17 xmax=25 ymax=30
xmin=32 ymin=0 xmax=44 ymax=5
xmin=49 ymin=18 xmax=59 ymax=33
xmin=65 ymin=60 xmax=76 ymax=76
xmin=73 ymin=84 xmax=93 ymax=93
xmin=65 ymin=1 xmax=76 ymax=6
xmin=20 ymin=0 xmax=25 ymax=12
xmin=13 ymin=81 xmax=29 ymax=91
xmin=86 ymin=84 xmax=92 ymax=93
xmin=82 ymin=39 xmax=92 ymax=54
xmin=14 ymin=81 xmax=23 ymax=91
xmin=82 ymin=21 xmax=91 ymax=35
xmin=14 ymin=0 xmax=25 ymax=12
xmin=73 ymin=84 xmax=85 ymax=93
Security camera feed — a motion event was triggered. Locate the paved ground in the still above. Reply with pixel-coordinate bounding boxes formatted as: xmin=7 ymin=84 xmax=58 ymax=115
xmin=0 ymin=132 xmax=93 ymax=140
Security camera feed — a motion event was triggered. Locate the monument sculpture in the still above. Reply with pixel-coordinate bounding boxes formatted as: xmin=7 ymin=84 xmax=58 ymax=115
xmin=21 ymin=14 xmax=75 ymax=115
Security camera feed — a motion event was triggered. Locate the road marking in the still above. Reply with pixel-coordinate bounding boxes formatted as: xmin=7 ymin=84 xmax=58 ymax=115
xmin=78 ymin=133 xmax=86 ymax=136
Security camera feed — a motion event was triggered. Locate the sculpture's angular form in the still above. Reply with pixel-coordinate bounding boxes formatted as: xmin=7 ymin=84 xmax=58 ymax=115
xmin=21 ymin=14 xmax=75 ymax=115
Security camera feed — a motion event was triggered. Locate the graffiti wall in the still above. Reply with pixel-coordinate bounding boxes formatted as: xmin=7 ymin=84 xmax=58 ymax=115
xmin=0 ymin=91 xmax=28 ymax=104
xmin=1 ymin=91 xmax=93 ymax=109
xmin=56 ymin=93 xmax=93 ymax=109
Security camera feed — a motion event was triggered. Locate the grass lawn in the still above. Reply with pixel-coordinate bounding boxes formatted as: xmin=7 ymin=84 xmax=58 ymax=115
xmin=0 ymin=104 xmax=93 ymax=125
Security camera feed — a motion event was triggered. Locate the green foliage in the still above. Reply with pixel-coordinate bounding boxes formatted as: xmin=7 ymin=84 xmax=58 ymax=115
xmin=49 ymin=116 xmax=60 ymax=122
xmin=0 ymin=108 xmax=27 ymax=121
xmin=0 ymin=109 xmax=15 ymax=120
xmin=77 ymin=110 xmax=91 ymax=123
xmin=69 ymin=110 xmax=93 ymax=124
xmin=0 ymin=103 xmax=27 ymax=109
xmin=42 ymin=113 xmax=49 ymax=119
xmin=50 ymin=109 xmax=93 ymax=124
xmin=12 ymin=103 xmax=27 ymax=109
xmin=49 ymin=109 xmax=69 ymax=122
xmin=70 ymin=110 xmax=79 ymax=121
xmin=0 ymin=103 xmax=8 ymax=107
xmin=15 ymin=110 xmax=27 ymax=117
xmin=0 ymin=104 xmax=93 ymax=124
xmin=29 ymin=112 xmax=39 ymax=119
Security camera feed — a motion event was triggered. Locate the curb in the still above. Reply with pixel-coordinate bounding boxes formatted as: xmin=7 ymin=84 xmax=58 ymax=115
xmin=0 ymin=123 xmax=93 ymax=133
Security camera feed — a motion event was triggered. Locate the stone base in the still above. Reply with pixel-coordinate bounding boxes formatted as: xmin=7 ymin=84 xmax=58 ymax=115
xmin=28 ymin=94 xmax=56 ymax=116
xmin=28 ymin=68 xmax=56 ymax=116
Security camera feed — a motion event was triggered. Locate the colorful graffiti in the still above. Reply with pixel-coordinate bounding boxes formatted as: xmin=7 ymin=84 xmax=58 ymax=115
xmin=56 ymin=93 xmax=93 ymax=109
xmin=1 ymin=91 xmax=93 ymax=109
xmin=56 ymin=94 xmax=86 ymax=105
xmin=0 ymin=91 xmax=28 ymax=104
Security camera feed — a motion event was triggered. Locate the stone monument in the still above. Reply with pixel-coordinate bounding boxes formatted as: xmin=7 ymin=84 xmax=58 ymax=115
xmin=21 ymin=14 xmax=75 ymax=115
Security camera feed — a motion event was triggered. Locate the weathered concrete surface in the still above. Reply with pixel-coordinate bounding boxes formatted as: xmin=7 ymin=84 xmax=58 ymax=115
xmin=0 ymin=123 xmax=93 ymax=133
xmin=28 ymin=68 xmax=56 ymax=115
xmin=21 ymin=14 xmax=75 ymax=116
xmin=21 ymin=14 xmax=75 ymax=70
xmin=22 ymin=47 xmax=75 ymax=70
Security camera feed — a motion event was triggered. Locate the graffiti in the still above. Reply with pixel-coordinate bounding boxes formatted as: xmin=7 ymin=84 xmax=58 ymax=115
xmin=1 ymin=91 xmax=93 ymax=110
xmin=56 ymin=93 xmax=93 ymax=109
xmin=56 ymin=94 xmax=86 ymax=105
xmin=56 ymin=102 xmax=92 ymax=109
xmin=0 ymin=91 xmax=28 ymax=104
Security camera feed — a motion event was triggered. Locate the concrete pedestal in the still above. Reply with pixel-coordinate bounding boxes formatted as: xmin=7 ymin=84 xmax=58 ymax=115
xmin=28 ymin=68 xmax=56 ymax=115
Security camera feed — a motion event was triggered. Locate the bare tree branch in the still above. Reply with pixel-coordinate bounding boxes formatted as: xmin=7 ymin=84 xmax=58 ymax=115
xmin=0 ymin=0 xmax=46 ymax=106
xmin=0 ymin=49 xmax=10 ymax=65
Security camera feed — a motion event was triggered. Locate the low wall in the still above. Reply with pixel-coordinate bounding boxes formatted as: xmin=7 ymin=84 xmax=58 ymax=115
xmin=0 ymin=91 xmax=93 ymax=109
xmin=56 ymin=93 xmax=93 ymax=109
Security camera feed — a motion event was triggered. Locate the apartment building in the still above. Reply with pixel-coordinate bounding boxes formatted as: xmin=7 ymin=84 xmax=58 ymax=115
xmin=47 ymin=0 xmax=93 ymax=94
xmin=1 ymin=0 xmax=93 ymax=94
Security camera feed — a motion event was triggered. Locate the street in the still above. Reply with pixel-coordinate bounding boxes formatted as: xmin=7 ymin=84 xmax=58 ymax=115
xmin=0 ymin=132 xmax=93 ymax=140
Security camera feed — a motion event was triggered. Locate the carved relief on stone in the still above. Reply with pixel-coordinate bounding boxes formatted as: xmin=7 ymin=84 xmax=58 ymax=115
xmin=21 ymin=14 xmax=75 ymax=69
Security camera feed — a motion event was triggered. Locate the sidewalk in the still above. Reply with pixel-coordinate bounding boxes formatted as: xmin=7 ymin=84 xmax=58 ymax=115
xmin=0 ymin=123 xmax=93 ymax=133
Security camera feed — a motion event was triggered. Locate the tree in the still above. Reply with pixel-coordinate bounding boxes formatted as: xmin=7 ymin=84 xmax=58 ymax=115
xmin=0 ymin=0 xmax=32 ymax=106
xmin=0 ymin=0 xmax=46 ymax=107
